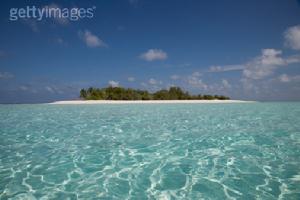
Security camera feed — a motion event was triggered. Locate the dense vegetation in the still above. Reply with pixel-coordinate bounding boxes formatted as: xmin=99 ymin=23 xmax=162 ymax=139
xmin=80 ymin=86 xmax=230 ymax=100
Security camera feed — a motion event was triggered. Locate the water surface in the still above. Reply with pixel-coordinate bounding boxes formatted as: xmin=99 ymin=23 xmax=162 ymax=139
xmin=0 ymin=103 xmax=300 ymax=199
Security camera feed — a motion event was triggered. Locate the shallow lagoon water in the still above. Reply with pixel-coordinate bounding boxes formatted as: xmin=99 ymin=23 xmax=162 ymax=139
xmin=0 ymin=103 xmax=300 ymax=199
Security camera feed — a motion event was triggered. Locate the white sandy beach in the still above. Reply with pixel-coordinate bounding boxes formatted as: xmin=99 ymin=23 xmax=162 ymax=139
xmin=49 ymin=100 xmax=255 ymax=104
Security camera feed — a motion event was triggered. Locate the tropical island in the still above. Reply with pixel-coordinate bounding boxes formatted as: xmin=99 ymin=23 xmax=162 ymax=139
xmin=79 ymin=86 xmax=230 ymax=100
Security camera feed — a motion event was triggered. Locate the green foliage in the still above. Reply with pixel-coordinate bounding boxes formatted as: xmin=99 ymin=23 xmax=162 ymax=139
xmin=79 ymin=86 xmax=230 ymax=100
xmin=79 ymin=89 xmax=87 ymax=99
xmin=153 ymin=89 xmax=169 ymax=100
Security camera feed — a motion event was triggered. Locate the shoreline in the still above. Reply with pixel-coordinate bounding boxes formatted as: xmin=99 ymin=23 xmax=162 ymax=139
xmin=48 ymin=100 xmax=256 ymax=105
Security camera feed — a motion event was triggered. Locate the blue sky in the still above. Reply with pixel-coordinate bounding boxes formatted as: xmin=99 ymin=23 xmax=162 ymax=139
xmin=0 ymin=0 xmax=300 ymax=103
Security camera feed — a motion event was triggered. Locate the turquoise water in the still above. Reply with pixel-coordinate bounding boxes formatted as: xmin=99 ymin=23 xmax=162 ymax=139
xmin=0 ymin=103 xmax=300 ymax=199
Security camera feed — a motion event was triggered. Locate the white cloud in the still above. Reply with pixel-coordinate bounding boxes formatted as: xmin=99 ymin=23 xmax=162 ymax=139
xmin=209 ymin=65 xmax=244 ymax=72
xmin=108 ymin=80 xmax=119 ymax=87
xmin=240 ymin=78 xmax=255 ymax=91
xmin=279 ymin=74 xmax=290 ymax=82
xmin=211 ymin=47 xmax=300 ymax=95
xmin=170 ymin=74 xmax=180 ymax=80
xmin=186 ymin=72 xmax=207 ymax=90
xmin=140 ymin=49 xmax=167 ymax=61
xmin=188 ymin=77 xmax=207 ymax=90
xmin=148 ymin=78 xmax=157 ymax=85
xmin=166 ymin=83 xmax=176 ymax=88
xmin=140 ymin=79 xmax=163 ymax=91
xmin=192 ymin=71 xmax=201 ymax=77
xmin=140 ymin=82 xmax=147 ymax=87
xmin=208 ymin=48 xmax=299 ymax=82
xmin=240 ymin=49 xmax=295 ymax=93
xmin=44 ymin=86 xmax=63 ymax=94
xmin=286 ymin=54 xmax=300 ymax=64
xmin=45 ymin=86 xmax=55 ymax=93
xmin=19 ymin=85 xmax=37 ymax=93
xmin=148 ymin=78 xmax=162 ymax=85
xmin=243 ymin=49 xmax=286 ymax=80
xmin=278 ymin=74 xmax=300 ymax=83
xmin=284 ymin=25 xmax=300 ymax=50
xmin=19 ymin=85 xmax=29 ymax=91
xmin=290 ymin=75 xmax=300 ymax=82
xmin=222 ymin=79 xmax=231 ymax=89
xmin=127 ymin=77 xmax=135 ymax=82
xmin=79 ymin=30 xmax=107 ymax=48
xmin=0 ymin=72 xmax=14 ymax=79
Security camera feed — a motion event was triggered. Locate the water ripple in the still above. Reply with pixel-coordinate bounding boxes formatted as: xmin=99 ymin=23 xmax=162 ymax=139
xmin=0 ymin=103 xmax=300 ymax=199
